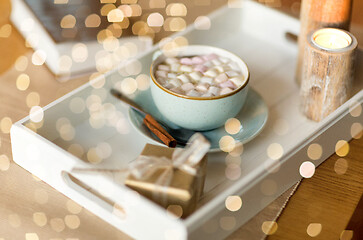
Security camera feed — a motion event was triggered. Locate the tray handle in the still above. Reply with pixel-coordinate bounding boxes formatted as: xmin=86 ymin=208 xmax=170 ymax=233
xmin=61 ymin=171 xmax=128 ymax=219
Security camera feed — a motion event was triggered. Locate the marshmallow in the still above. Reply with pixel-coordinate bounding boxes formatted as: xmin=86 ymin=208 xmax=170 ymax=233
xmin=205 ymin=69 xmax=218 ymax=77
xmin=225 ymin=71 xmax=239 ymax=77
xmin=180 ymin=65 xmax=193 ymax=73
xmin=189 ymin=71 xmax=203 ymax=82
xmin=220 ymin=87 xmax=233 ymax=95
xmin=229 ymin=76 xmax=245 ymax=87
xmin=165 ymin=57 xmax=179 ymax=64
xmin=170 ymin=87 xmax=183 ymax=94
xmin=201 ymin=92 xmax=213 ymax=97
xmin=170 ymin=63 xmax=180 ymax=72
xmin=212 ymin=59 xmax=222 ymax=66
xmin=219 ymin=80 xmax=236 ymax=89
xmin=163 ymin=82 xmax=174 ymax=89
xmin=215 ymin=73 xmax=228 ymax=83
xmin=203 ymin=61 xmax=213 ymax=68
xmin=181 ymin=83 xmax=195 ymax=92
xmin=192 ymin=57 xmax=204 ymax=65
xmin=196 ymin=83 xmax=209 ymax=93
xmin=177 ymin=74 xmax=190 ymax=83
xmin=200 ymin=76 xmax=213 ymax=84
xmin=194 ymin=65 xmax=208 ymax=73
xmin=169 ymin=78 xmax=182 ymax=88
xmin=186 ymin=89 xmax=201 ymax=97
xmin=156 ymin=70 xmax=167 ymax=78
xmin=167 ymin=73 xmax=177 ymax=79
xmin=158 ymin=64 xmax=170 ymax=71
xmin=203 ymin=53 xmax=218 ymax=61
xmin=180 ymin=58 xmax=193 ymax=65
xmin=208 ymin=86 xmax=220 ymax=96
xmin=214 ymin=66 xmax=225 ymax=73
xmin=228 ymin=62 xmax=240 ymax=71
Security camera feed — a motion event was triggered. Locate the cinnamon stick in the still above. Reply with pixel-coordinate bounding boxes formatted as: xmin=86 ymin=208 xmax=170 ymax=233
xmin=143 ymin=114 xmax=177 ymax=148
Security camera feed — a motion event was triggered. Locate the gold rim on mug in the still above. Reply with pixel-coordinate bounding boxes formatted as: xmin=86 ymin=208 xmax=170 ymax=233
xmin=149 ymin=49 xmax=250 ymax=101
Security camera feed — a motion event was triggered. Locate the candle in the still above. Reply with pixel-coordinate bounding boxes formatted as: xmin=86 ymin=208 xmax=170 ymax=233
xmin=300 ymin=28 xmax=358 ymax=122
xmin=295 ymin=0 xmax=353 ymax=84
xmin=312 ymin=28 xmax=352 ymax=50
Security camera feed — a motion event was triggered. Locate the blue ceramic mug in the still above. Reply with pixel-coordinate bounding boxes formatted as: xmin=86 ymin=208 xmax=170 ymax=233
xmin=150 ymin=45 xmax=250 ymax=131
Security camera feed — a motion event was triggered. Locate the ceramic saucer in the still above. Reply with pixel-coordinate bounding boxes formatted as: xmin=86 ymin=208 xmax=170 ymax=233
xmin=128 ymin=88 xmax=268 ymax=152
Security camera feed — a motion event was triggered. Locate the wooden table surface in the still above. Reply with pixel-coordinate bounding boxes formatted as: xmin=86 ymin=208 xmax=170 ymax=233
xmin=0 ymin=0 xmax=362 ymax=239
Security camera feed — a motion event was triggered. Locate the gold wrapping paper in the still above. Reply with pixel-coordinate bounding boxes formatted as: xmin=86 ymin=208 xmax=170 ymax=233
xmin=125 ymin=144 xmax=207 ymax=217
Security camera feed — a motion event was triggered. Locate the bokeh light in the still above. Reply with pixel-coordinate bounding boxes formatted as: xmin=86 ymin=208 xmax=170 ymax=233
xmin=166 ymin=205 xmax=183 ymax=219
xmin=0 ymin=154 xmax=10 ymax=171
xmin=225 ymin=163 xmax=241 ymax=180
xmin=334 ymin=158 xmax=348 ymax=175
xmin=136 ymin=74 xmax=150 ymax=90
xmin=225 ymin=118 xmax=241 ymax=135
xmin=85 ymin=14 xmax=101 ymax=28
xmin=194 ymin=16 xmax=211 ymax=30
xmin=349 ymin=100 xmax=362 ymax=117
xmin=225 ymin=195 xmax=242 ymax=212
xmin=87 ymin=147 xmax=103 ymax=164
xmin=166 ymin=3 xmax=187 ymax=16
xmin=307 ymin=223 xmax=322 ymax=237
xmin=33 ymin=212 xmax=47 ymax=227
xmin=72 ymin=43 xmax=88 ymax=63
xmin=15 ymin=55 xmax=28 ymax=71
xmin=101 ymin=4 xmax=116 ymax=16
xmin=0 ymin=117 xmax=12 ymax=134
xmin=351 ymin=122 xmax=363 ymax=139
xmin=0 ymin=24 xmax=12 ymax=38
xmin=69 ymin=97 xmax=86 ymax=114
xmin=335 ymin=140 xmax=349 ymax=157
xmin=307 ymin=143 xmax=323 ymax=160
xmin=16 ymin=73 xmax=30 ymax=91
xmin=299 ymin=161 xmax=315 ymax=178
xmin=60 ymin=14 xmax=76 ymax=28
xmin=340 ymin=230 xmax=354 ymax=240
xmin=147 ymin=13 xmax=164 ymax=27
xmin=50 ymin=218 xmax=65 ymax=232
xmin=29 ymin=106 xmax=44 ymax=123
xmin=219 ymin=135 xmax=236 ymax=152
xmin=121 ymin=77 xmax=138 ymax=94
xmin=32 ymin=50 xmax=47 ymax=65
xmin=261 ymin=221 xmax=278 ymax=235
xmin=67 ymin=144 xmax=85 ymax=158
xmin=25 ymin=233 xmax=39 ymax=240
xmin=149 ymin=0 xmax=166 ymax=8
xmin=267 ymin=143 xmax=283 ymax=160
xmin=107 ymin=9 xmax=124 ymax=22
xmin=219 ymin=216 xmax=236 ymax=231
xmin=64 ymin=215 xmax=81 ymax=229
xmin=229 ymin=142 xmax=244 ymax=156
xmin=164 ymin=17 xmax=186 ymax=32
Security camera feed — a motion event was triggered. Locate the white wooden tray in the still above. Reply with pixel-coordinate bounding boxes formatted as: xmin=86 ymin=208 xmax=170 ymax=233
xmin=11 ymin=1 xmax=363 ymax=239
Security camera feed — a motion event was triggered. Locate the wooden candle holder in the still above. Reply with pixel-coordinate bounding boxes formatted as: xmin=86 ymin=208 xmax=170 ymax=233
xmin=300 ymin=28 xmax=358 ymax=122
xmin=296 ymin=0 xmax=353 ymax=84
